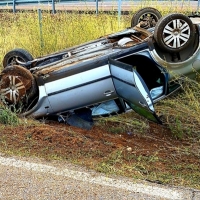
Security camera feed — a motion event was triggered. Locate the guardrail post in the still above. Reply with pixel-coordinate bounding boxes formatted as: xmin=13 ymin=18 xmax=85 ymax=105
xmin=118 ymin=0 xmax=121 ymax=27
xmin=96 ymin=0 xmax=98 ymax=15
xmin=13 ymin=0 xmax=16 ymax=13
xmin=52 ymin=0 xmax=56 ymax=14
xmin=38 ymin=9 xmax=44 ymax=49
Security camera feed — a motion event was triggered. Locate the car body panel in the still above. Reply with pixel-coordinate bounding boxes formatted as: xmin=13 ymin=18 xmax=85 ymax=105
xmin=46 ymin=65 xmax=117 ymax=113
xmin=23 ymin=85 xmax=53 ymax=118
xmin=150 ymin=46 xmax=200 ymax=80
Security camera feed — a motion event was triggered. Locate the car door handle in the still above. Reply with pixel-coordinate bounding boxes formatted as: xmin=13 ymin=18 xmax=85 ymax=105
xmin=139 ymin=101 xmax=147 ymax=107
xmin=104 ymin=90 xmax=114 ymax=96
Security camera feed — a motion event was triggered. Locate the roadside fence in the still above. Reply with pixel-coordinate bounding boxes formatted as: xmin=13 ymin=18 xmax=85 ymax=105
xmin=0 ymin=0 xmax=200 ymax=15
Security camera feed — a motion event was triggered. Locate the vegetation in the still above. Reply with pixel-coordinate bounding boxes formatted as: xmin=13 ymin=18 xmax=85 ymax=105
xmin=0 ymin=5 xmax=199 ymax=189
xmin=157 ymin=77 xmax=200 ymax=138
xmin=0 ymin=104 xmax=19 ymax=125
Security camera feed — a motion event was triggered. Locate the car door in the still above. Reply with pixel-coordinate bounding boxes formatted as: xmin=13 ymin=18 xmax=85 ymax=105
xmin=109 ymin=58 xmax=162 ymax=124
xmin=44 ymin=64 xmax=117 ymax=114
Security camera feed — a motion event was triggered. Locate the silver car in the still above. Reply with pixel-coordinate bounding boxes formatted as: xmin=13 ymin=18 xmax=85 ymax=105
xmin=0 ymin=10 xmax=200 ymax=125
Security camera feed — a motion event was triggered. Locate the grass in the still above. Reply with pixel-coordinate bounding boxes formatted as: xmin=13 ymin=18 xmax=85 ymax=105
xmin=0 ymin=4 xmax=200 ymax=190
xmin=95 ymin=147 xmax=200 ymax=188
xmin=156 ymin=77 xmax=200 ymax=138
xmin=0 ymin=104 xmax=19 ymax=125
xmin=0 ymin=11 xmax=127 ymax=63
xmin=95 ymin=112 xmax=149 ymax=134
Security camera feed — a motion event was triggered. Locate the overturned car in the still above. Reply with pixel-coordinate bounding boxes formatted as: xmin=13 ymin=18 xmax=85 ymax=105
xmin=0 ymin=9 xmax=200 ymax=125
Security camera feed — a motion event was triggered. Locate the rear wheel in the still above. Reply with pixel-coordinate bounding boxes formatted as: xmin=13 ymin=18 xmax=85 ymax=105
xmin=0 ymin=65 xmax=37 ymax=106
xmin=131 ymin=7 xmax=162 ymax=28
xmin=3 ymin=48 xmax=33 ymax=68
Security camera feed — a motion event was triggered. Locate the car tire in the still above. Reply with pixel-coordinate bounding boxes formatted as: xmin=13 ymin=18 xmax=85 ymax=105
xmin=154 ymin=13 xmax=195 ymax=53
xmin=131 ymin=7 xmax=162 ymax=28
xmin=0 ymin=65 xmax=37 ymax=105
xmin=3 ymin=48 xmax=33 ymax=68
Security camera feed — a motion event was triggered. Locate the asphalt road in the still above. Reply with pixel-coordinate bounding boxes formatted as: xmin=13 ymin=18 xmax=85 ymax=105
xmin=0 ymin=154 xmax=200 ymax=200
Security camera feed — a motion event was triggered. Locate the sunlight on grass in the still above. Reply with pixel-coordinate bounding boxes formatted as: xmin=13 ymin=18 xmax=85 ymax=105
xmin=156 ymin=76 xmax=200 ymax=138
xmin=0 ymin=11 xmax=127 ymax=64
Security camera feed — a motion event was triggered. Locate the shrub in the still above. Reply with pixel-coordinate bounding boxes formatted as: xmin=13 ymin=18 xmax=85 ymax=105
xmin=0 ymin=104 xmax=19 ymax=125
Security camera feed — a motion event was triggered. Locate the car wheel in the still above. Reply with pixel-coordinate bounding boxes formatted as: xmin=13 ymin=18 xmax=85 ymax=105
xmin=131 ymin=7 xmax=162 ymax=28
xmin=154 ymin=13 xmax=195 ymax=53
xmin=0 ymin=65 xmax=37 ymax=105
xmin=3 ymin=48 xmax=33 ymax=68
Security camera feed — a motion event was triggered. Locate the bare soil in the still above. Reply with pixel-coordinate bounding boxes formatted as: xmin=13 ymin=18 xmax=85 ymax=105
xmin=0 ymin=114 xmax=199 ymax=189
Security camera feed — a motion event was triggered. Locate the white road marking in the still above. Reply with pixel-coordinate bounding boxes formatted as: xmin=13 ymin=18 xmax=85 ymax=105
xmin=0 ymin=156 xmax=184 ymax=199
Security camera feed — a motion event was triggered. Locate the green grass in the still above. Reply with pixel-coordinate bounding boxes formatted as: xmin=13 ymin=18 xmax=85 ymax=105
xmin=0 ymin=11 xmax=128 ymax=63
xmin=95 ymin=147 xmax=200 ymax=188
xmin=95 ymin=112 xmax=149 ymax=134
xmin=156 ymin=77 xmax=200 ymax=138
xmin=0 ymin=104 xmax=19 ymax=125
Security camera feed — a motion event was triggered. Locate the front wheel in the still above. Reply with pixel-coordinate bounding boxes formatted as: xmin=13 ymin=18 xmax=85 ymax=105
xmin=154 ymin=13 xmax=195 ymax=53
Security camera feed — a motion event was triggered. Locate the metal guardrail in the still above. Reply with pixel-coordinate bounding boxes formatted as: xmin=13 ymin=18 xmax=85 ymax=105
xmin=0 ymin=0 xmax=52 ymax=6
xmin=0 ymin=0 xmax=99 ymax=14
xmin=0 ymin=0 xmax=58 ymax=13
xmin=0 ymin=0 xmax=76 ymax=6
xmin=0 ymin=0 xmax=56 ymax=5
xmin=0 ymin=0 xmax=86 ymax=13
xmin=0 ymin=0 xmax=200 ymax=15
